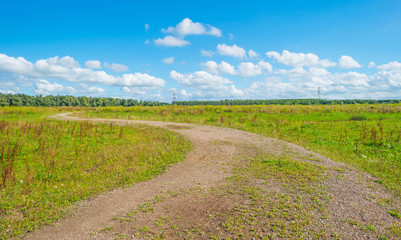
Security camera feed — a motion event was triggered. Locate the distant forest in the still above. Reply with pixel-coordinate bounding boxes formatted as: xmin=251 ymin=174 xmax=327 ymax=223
xmin=0 ymin=93 xmax=400 ymax=107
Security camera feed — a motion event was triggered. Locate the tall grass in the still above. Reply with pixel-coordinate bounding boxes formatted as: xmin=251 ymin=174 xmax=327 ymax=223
xmin=78 ymin=104 xmax=401 ymax=197
xmin=0 ymin=109 xmax=191 ymax=239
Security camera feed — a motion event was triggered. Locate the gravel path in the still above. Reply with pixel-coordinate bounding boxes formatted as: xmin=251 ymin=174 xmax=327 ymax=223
xmin=23 ymin=113 xmax=400 ymax=239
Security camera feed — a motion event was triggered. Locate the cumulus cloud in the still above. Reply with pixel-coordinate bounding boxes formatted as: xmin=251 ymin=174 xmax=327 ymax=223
xmin=0 ymin=53 xmax=165 ymax=94
xmin=334 ymin=72 xmax=369 ymax=86
xmin=85 ymin=60 xmax=102 ymax=69
xmin=162 ymin=57 xmax=175 ymax=64
xmin=78 ymin=84 xmax=106 ymax=95
xmin=104 ymin=62 xmax=128 ymax=72
xmin=245 ymin=66 xmax=373 ymax=100
xmin=180 ymin=89 xmax=192 ymax=98
xmin=170 ymin=70 xmax=244 ymax=99
xmin=162 ymin=18 xmax=222 ymax=37
xmin=122 ymin=86 xmax=160 ymax=95
xmin=238 ymin=61 xmax=273 ymax=77
xmin=217 ymin=44 xmax=247 ymax=59
xmin=373 ymin=61 xmax=401 ymax=88
xmin=35 ymin=56 xmax=80 ymax=77
xmin=170 ymin=70 xmax=231 ymax=87
xmin=202 ymin=60 xmax=272 ymax=77
xmin=154 ymin=35 xmax=190 ymax=47
xmin=377 ymin=61 xmax=401 ymax=71
xmin=266 ymin=50 xmax=337 ymax=68
xmin=34 ymin=79 xmax=75 ymax=95
xmin=86 ymin=86 xmax=105 ymax=94
xmin=0 ymin=80 xmax=21 ymax=94
xmin=368 ymin=61 xmax=376 ymax=68
xmin=338 ymin=55 xmax=361 ymax=69
xmin=248 ymin=49 xmax=259 ymax=59
xmin=201 ymin=49 xmax=215 ymax=57
xmin=202 ymin=61 xmax=236 ymax=75
xmin=0 ymin=53 xmax=34 ymax=75
xmin=120 ymin=73 xmax=165 ymax=87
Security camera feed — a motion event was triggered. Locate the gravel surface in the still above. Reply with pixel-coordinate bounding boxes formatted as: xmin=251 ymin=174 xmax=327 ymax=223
xmin=22 ymin=113 xmax=400 ymax=240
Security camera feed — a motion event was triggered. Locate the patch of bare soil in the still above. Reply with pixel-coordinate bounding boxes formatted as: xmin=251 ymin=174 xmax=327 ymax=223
xmin=22 ymin=113 xmax=400 ymax=239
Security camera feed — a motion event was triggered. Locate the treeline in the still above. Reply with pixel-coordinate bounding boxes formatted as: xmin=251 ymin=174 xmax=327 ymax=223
xmin=0 ymin=93 xmax=169 ymax=107
xmin=1 ymin=93 xmax=400 ymax=107
xmin=174 ymin=99 xmax=401 ymax=106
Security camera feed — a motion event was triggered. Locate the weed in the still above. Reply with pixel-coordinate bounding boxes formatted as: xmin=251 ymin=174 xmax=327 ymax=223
xmin=100 ymin=226 xmax=114 ymax=232
xmin=350 ymin=115 xmax=367 ymax=121
xmin=388 ymin=209 xmax=401 ymax=219
xmin=79 ymin=104 xmax=401 ymax=198
xmin=0 ymin=108 xmax=191 ymax=239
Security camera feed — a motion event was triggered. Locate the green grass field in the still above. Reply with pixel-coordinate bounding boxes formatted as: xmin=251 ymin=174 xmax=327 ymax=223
xmin=2 ymin=104 xmax=400 ymax=239
xmin=0 ymin=107 xmax=191 ymax=239
xmin=77 ymin=104 xmax=401 ymax=198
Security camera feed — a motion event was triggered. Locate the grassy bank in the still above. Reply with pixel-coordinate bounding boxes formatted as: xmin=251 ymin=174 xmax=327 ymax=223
xmin=77 ymin=104 xmax=401 ymax=197
xmin=0 ymin=107 xmax=191 ymax=239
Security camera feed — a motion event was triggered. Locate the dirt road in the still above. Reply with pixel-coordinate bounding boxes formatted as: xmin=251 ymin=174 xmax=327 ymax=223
xmin=23 ymin=113 xmax=400 ymax=239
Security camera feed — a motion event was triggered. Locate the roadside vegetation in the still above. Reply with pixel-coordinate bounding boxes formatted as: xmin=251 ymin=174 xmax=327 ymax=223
xmin=0 ymin=107 xmax=191 ymax=239
xmin=94 ymin=146 xmax=400 ymax=239
xmin=78 ymin=104 xmax=401 ymax=198
xmin=100 ymin=150 xmax=331 ymax=239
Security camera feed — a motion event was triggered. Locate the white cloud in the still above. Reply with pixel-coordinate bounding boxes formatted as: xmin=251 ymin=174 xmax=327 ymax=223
xmin=86 ymin=86 xmax=106 ymax=94
xmin=238 ymin=61 xmax=273 ymax=77
xmin=373 ymin=61 xmax=401 ymax=88
xmin=120 ymin=73 xmax=165 ymax=87
xmin=217 ymin=44 xmax=247 ymax=59
xmin=0 ymin=80 xmax=21 ymax=94
xmin=154 ymin=35 xmax=190 ymax=47
xmin=34 ymin=79 xmax=75 ymax=95
xmin=56 ymin=56 xmax=80 ymax=68
xmin=170 ymin=70 xmax=244 ymax=99
xmin=162 ymin=18 xmax=222 ymax=37
xmin=201 ymin=49 xmax=215 ymax=57
xmin=266 ymin=50 xmax=337 ymax=68
xmin=338 ymin=55 xmax=361 ymax=69
xmin=85 ymin=60 xmax=102 ymax=69
xmin=170 ymin=70 xmax=231 ymax=87
xmin=368 ymin=61 xmax=376 ymax=68
xmin=202 ymin=61 xmax=236 ymax=75
xmin=104 ymin=62 xmax=128 ymax=72
xmin=248 ymin=49 xmax=259 ymax=59
xmin=0 ymin=53 xmax=165 ymax=90
xmin=257 ymin=61 xmax=273 ymax=73
xmin=377 ymin=61 xmax=401 ymax=71
xmin=0 ymin=89 xmax=17 ymax=94
xmin=180 ymin=89 xmax=192 ymax=98
xmin=238 ymin=62 xmax=262 ymax=77
xmin=162 ymin=57 xmax=175 ymax=64
xmin=145 ymin=24 xmax=150 ymax=31
xmin=0 ymin=53 xmax=33 ymax=75
xmin=34 ymin=56 xmax=76 ymax=77
xmin=76 ymin=84 xmax=106 ymax=95
xmin=202 ymin=60 xmax=272 ymax=77
xmin=334 ymin=72 xmax=369 ymax=86
xmin=245 ymin=66 xmax=373 ymax=100
xmin=122 ymin=86 xmax=160 ymax=95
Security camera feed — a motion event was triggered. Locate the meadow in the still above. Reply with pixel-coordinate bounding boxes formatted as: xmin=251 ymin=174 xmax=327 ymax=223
xmin=0 ymin=107 xmax=191 ymax=239
xmin=77 ymin=104 xmax=401 ymax=198
xmin=1 ymin=104 xmax=400 ymax=239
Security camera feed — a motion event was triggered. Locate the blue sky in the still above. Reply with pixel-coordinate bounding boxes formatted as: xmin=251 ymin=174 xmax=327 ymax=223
xmin=1 ymin=0 xmax=401 ymax=101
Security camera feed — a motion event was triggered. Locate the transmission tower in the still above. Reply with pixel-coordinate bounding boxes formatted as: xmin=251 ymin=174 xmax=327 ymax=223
xmin=317 ymin=87 xmax=321 ymax=100
xmin=172 ymin=93 xmax=177 ymax=104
